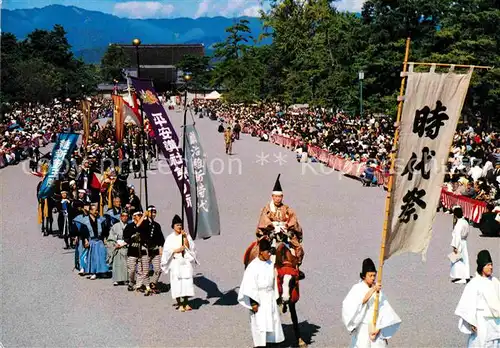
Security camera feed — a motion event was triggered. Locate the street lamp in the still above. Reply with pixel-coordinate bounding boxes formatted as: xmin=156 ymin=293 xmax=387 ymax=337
xmin=358 ymin=71 xmax=364 ymax=117
xmin=132 ymin=37 xmax=149 ymax=207
xmin=132 ymin=38 xmax=141 ymax=78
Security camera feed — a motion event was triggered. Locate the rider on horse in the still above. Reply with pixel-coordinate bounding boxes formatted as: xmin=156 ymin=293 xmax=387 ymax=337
xmin=256 ymin=174 xmax=304 ymax=263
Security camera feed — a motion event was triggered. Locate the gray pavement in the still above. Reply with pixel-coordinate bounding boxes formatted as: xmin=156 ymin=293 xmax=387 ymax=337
xmin=1 ymin=108 xmax=499 ymax=347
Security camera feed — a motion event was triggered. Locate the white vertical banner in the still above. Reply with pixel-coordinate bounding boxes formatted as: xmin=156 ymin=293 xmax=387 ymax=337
xmin=385 ymin=65 xmax=473 ymax=261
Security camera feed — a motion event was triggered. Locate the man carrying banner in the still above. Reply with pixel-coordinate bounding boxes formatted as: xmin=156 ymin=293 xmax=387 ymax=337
xmin=161 ymin=215 xmax=197 ymax=312
xmin=342 ymin=258 xmax=401 ymax=348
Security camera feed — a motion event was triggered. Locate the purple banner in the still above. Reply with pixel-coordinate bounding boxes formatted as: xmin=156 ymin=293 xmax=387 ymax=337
xmin=130 ymin=77 xmax=194 ymax=237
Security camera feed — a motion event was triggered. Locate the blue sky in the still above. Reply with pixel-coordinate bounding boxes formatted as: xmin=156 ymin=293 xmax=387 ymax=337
xmin=3 ymin=0 xmax=365 ymax=18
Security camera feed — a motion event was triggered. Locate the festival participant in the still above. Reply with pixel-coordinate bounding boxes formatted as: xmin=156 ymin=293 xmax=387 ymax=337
xmin=73 ymin=202 xmax=90 ymax=274
xmin=107 ymin=210 xmax=129 ymax=286
xmin=224 ymin=126 xmax=233 ymax=155
xmin=342 ymin=258 xmax=401 ymax=348
xmin=146 ymin=205 xmax=165 ymax=294
xmin=105 ymin=197 xmax=122 ymax=228
xmin=56 ymin=190 xmax=73 ymax=249
xmin=81 ymin=204 xmax=109 ymax=280
xmin=123 ymin=210 xmax=151 ymax=295
xmin=127 ymin=184 xmax=142 ymax=216
xmin=238 ymin=238 xmax=285 ymax=348
xmin=450 ymin=206 xmax=471 ymax=284
xmin=161 ymin=215 xmax=197 ymax=312
xmin=455 ymin=250 xmax=500 ymax=347
xmin=256 ymin=174 xmax=303 ymax=243
xmin=233 ymin=121 xmax=241 ymax=140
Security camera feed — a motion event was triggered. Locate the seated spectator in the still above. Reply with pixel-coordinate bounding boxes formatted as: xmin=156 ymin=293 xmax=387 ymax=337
xmin=479 ymin=203 xmax=500 ymax=237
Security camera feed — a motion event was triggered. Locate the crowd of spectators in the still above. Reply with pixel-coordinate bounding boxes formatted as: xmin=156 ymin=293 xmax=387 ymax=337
xmin=195 ymin=99 xmax=499 ymax=234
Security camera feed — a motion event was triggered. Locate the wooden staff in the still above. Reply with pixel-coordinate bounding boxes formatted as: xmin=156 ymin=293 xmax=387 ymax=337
xmin=372 ymin=37 xmax=411 ymax=326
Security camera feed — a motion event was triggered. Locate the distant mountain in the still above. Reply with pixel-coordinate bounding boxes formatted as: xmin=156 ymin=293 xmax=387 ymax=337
xmin=1 ymin=5 xmax=268 ymax=63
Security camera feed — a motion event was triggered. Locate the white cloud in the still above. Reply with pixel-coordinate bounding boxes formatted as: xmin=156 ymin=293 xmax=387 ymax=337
xmin=334 ymin=0 xmax=365 ymax=12
xmin=194 ymin=0 xmax=211 ymax=18
xmin=219 ymin=0 xmax=245 ymax=16
xmin=241 ymin=5 xmax=262 ymax=17
xmin=113 ymin=1 xmax=175 ymax=19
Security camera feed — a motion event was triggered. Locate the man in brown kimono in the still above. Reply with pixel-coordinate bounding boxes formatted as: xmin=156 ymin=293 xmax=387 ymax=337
xmin=256 ymin=174 xmax=303 ymax=243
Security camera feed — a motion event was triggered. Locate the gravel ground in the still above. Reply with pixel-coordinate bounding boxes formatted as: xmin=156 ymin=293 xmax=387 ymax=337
xmin=1 ymin=108 xmax=498 ymax=348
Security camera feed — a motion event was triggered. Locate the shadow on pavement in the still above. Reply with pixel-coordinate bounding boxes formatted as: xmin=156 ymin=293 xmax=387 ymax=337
xmin=190 ymin=297 xmax=210 ymax=310
xmin=281 ymin=320 xmax=321 ymax=347
xmin=193 ymin=274 xmax=240 ymax=306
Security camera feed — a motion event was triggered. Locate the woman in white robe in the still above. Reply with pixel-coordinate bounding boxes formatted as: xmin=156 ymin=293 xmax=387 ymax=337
xmin=160 ymin=215 xmax=198 ymax=312
xmin=455 ymin=250 xmax=500 ymax=347
xmin=450 ymin=207 xmax=471 ymax=283
xmin=342 ymin=258 xmax=401 ymax=348
xmin=238 ymin=238 xmax=284 ymax=348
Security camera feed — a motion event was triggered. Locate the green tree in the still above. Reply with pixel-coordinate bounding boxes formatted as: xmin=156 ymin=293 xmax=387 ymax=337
xmin=176 ymin=54 xmax=211 ymax=90
xmin=429 ymin=0 xmax=500 ymax=128
xmin=100 ymin=44 xmax=131 ymax=83
xmin=13 ymin=58 xmax=63 ymax=103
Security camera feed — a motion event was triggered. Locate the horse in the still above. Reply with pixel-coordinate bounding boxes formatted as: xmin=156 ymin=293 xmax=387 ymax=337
xmin=243 ymin=233 xmax=307 ymax=347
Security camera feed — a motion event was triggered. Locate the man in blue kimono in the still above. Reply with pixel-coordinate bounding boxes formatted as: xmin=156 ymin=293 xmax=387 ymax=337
xmin=104 ymin=197 xmax=123 ymax=231
xmin=81 ymin=204 xmax=109 ymax=280
xmin=73 ymin=202 xmax=90 ymax=274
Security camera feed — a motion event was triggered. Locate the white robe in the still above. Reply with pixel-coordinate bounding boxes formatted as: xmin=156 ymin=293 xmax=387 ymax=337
xmin=342 ymin=281 xmax=401 ymax=348
xmin=455 ymin=274 xmax=500 ymax=348
xmin=238 ymin=258 xmax=284 ymax=347
xmin=160 ymin=232 xmax=198 ymax=299
xmin=450 ymin=218 xmax=471 ymax=281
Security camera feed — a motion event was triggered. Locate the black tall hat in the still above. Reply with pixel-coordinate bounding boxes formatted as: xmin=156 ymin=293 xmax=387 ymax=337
xmin=259 ymin=238 xmax=272 ymax=252
xmin=171 ymin=214 xmax=182 ymax=228
xmin=360 ymin=258 xmax=377 ymax=278
xmin=476 ymin=250 xmax=493 ymax=274
xmin=61 ymin=181 xmax=70 ymax=192
xmin=272 ymin=174 xmax=283 ymax=195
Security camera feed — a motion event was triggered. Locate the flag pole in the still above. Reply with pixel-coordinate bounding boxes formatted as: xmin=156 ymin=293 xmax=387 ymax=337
xmin=180 ymin=76 xmax=191 ymax=254
xmin=372 ymin=37 xmax=411 ymax=326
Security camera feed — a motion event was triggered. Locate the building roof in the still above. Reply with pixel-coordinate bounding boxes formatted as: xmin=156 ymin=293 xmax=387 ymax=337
xmin=114 ymin=43 xmax=205 ymax=67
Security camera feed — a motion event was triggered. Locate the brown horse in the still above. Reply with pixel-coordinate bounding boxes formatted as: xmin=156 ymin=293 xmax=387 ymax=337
xmin=243 ymin=238 xmax=307 ymax=347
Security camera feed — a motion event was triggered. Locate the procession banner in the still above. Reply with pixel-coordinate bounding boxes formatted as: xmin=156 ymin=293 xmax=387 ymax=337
xmin=38 ymin=133 xmax=79 ymax=199
xmin=185 ymin=125 xmax=220 ymax=239
xmin=129 ymin=77 xmax=195 ymax=237
xmin=81 ymin=100 xmax=90 ymax=148
xmin=385 ymin=66 xmax=472 ymax=261
xmin=112 ymin=95 xmax=124 ymax=143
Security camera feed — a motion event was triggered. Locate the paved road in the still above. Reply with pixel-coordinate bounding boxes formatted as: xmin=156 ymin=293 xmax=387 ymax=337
xmin=1 ymin=109 xmax=499 ymax=347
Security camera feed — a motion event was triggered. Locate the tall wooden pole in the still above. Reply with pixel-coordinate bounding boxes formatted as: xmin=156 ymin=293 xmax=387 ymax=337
xmin=372 ymin=37 xmax=411 ymax=326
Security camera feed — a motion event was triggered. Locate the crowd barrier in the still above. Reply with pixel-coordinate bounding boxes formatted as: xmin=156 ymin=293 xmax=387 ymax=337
xmin=267 ymin=133 xmax=488 ymax=223
xmin=440 ymin=189 xmax=487 ymax=224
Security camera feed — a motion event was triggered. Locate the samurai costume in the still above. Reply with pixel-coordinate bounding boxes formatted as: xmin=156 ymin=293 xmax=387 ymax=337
xmin=342 ymin=259 xmax=401 ymax=348
xmin=123 ymin=212 xmax=151 ymax=293
xmin=81 ymin=214 xmax=109 ymax=277
xmin=147 ymin=205 xmax=165 ymax=292
xmin=72 ymin=212 xmax=89 ymax=273
xmin=56 ymin=193 xmax=73 ymax=249
xmin=107 ymin=213 xmax=129 ymax=284
xmin=104 ymin=205 xmax=122 ymax=231
xmin=455 ymin=250 xmax=500 ymax=347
